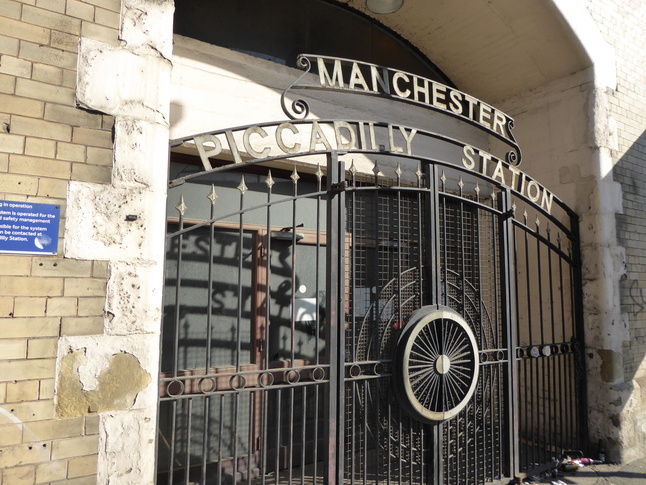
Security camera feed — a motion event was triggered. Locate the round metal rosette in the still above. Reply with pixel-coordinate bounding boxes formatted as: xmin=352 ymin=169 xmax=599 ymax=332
xmin=393 ymin=306 xmax=480 ymax=423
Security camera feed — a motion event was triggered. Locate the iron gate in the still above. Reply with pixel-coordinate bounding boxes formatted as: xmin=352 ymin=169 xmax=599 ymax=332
xmin=157 ymin=147 xmax=586 ymax=485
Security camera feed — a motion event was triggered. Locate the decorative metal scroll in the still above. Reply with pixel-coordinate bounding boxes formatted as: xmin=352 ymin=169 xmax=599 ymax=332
xmin=280 ymin=54 xmax=522 ymax=166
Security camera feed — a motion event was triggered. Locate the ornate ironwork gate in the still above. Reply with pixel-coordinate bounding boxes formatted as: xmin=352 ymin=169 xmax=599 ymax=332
xmin=157 ymin=135 xmax=586 ymax=485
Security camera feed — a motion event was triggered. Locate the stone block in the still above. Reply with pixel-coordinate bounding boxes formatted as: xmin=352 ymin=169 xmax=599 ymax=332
xmin=91 ymin=261 xmax=108 ymax=279
xmin=0 ymin=439 xmax=52 ymax=467
xmin=80 ymin=21 xmax=119 ymax=46
xmin=0 ymin=276 xmax=64 ymax=297
xmin=1 ymin=464 xmax=36 ymax=485
xmin=45 ymin=297 xmax=78 ymax=316
xmin=45 ymin=103 xmax=103 ymax=129
xmin=0 ymin=423 xmax=22 ymax=447
xmin=22 ymin=5 xmax=81 ymax=35
xmin=32 ymin=62 xmax=64 ymax=85
xmin=16 ymin=78 xmax=75 ymax=105
xmin=0 ymin=297 xmax=14 ymax=317
xmin=0 ymin=400 xmax=54 ymax=426
xmin=66 ymin=0 xmax=94 ymax=21
xmin=0 ymin=17 xmax=49 ymax=44
xmin=0 ymin=133 xmax=26 ymax=154
xmin=67 ymin=454 xmax=97 ymax=478
xmin=0 ymin=255 xmax=32 ymax=276
xmin=32 ymin=258 xmax=92 ymax=278
xmin=19 ymin=41 xmax=77 ymax=70
xmin=13 ymin=297 xmax=47 ymax=317
xmin=35 ymin=460 xmax=68 ymax=484
xmin=71 ymin=163 xmax=111 ymax=184
xmin=0 ymin=317 xmax=60 ymax=338
xmin=0 ymin=173 xmax=38 ymax=194
xmin=27 ymin=338 xmax=58 ymax=359
xmin=10 ymin=115 xmax=71 ymax=142
xmin=38 ymin=177 xmax=68 ymax=199
xmin=56 ymin=142 xmax=86 ymax=162
xmin=0 ymin=55 xmax=32 ymax=78
xmin=95 ymin=7 xmax=119 ymax=28
xmin=86 ymin=146 xmax=112 ymax=166
xmin=0 ymin=359 xmax=56 ymax=382
xmin=0 ymin=72 xmax=15 ymax=94
xmin=63 ymin=278 xmax=106 ymax=297
xmin=71 ymin=126 xmax=112 ymax=149
xmin=6 ymin=380 xmax=40 ymax=402
xmin=36 ymin=0 xmax=66 ymax=14
xmin=84 ymin=414 xmax=99 ymax=435
xmin=0 ymin=34 xmax=19 ymax=57
xmin=60 ymin=316 xmax=104 ymax=336
xmin=25 ymin=416 xmax=83 ymax=441
xmin=9 ymin=154 xmax=71 ymax=179
xmin=25 ymin=137 xmax=56 ymax=158
xmin=50 ymin=30 xmax=78 ymax=53
xmin=39 ymin=379 xmax=54 ymax=400
xmin=77 ymin=297 xmax=104 ymax=317
xmin=51 ymin=434 xmax=99 ymax=460
xmin=0 ymin=1 xmax=21 ymax=19
xmin=0 ymin=92 xmax=43 ymax=117
xmin=0 ymin=339 xmax=27 ymax=360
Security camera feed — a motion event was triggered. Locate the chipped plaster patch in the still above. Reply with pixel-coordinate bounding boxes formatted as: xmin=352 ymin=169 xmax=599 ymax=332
xmin=56 ymin=348 xmax=151 ymax=418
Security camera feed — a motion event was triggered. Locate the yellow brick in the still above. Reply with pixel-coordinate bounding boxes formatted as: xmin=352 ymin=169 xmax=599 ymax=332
xmin=16 ymin=78 xmax=75 ymax=105
xmin=0 ymin=92 xmax=43 ymax=117
xmin=10 ymin=116 xmax=71 ymax=142
xmin=0 ymin=173 xmax=38 ymax=194
xmin=50 ymin=30 xmax=78 ymax=53
xmin=77 ymin=297 xmax=103 ymax=317
xmin=86 ymin=146 xmax=112 ymax=166
xmin=27 ymin=338 xmax=57 ymax=359
xmin=55 ymin=475 xmax=98 ymax=485
xmin=60 ymin=316 xmax=103 ymax=336
xmin=45 ymin=297 xmax=77 ymax=316
xmin=0 ymin=423 xmax=22 ymax=446
xmin=0 ymin=55 xmax=32 ymax=78
xmin=0 ymin=401 xmax=54 ymax=427
xmin=80 ymin=21 xmax=119 ymax=46
xmin=56 ymin=142 xmax=85 ymax=162
xmin=0 ymin=359 xmax=56 ymax=382
xmin=101 ymin=115 xmax=114 ymax=131
xmin=45 ymin=104 xmax=103 ymax=129
xmin=32 ymin=63 xmax=63 ymax=85
xmin=91 ymin=261 xmax=108 ymax=279
xmin=0 ymin=439 xmax=51 ymax=467
xmin=36 ymin=0 xmax=66 ymax=14
xmin=67 ymin=453 xmax=97 ymax=478
xmin=66 ymin=0 xmax=94 ymax=21
xmin=0 ymin=339 xmax=27 ymax=360
xmin=24 ymin=416 xmax=83 ymax=441
xmin=84 ymin=415 xmax=99 ymax=435
xmin=0 ymin=297 xmax=13 ymax=317
xmin=35 ymin=460 xmax=67 ymax=484
xmin=0 ymin=276 xmax=64 ymax=296
xmin=37 ymin=177 xmax=68 ymax=199
xmin=0 ymin=152 xmax=8 ymax=171
xmin=24 ymin=137 xmax=56 ymax=158
xmin=0 ymin=255 xmax=32 ymax=276
xmin=51 ymin=434 xmax=99 ymax=460
xmin=13 ymin=297 xmax=47 ymax=317
xmin=0 ymin=17 xmax=50 ymax=45
xmin=0 ymin=132 xmax=25 ymax=154
xmin=0 ymin=72 xmax=15 ymax=94
xmin=2 ymin=464 xmax=36 ymax=485
xmin=6 ymin=380 xmax=40 ymax=402
xmin=71 ymin=163 xmax=111 ymax=184
xmin=62 ymin=68 xmax=75 ymax=88
xmin=71 ymin=127 xmax=112 ymax=149
xmin=32 ymin=258 xmax=92 ymax=278
xmin=0 ymin=34 xmax=20 ymax=57
xmin=22 ymin=5 xmax=81 ymax=35
xmin=0 ymin=317 xmax=60 ymax=338
xmin=39 ymin=378 xmax=54 ymax=399
xmin=83 ymin=0 xmax=119 ymax=12
xmin=19 ymin=41 xmax=77 ymax=70
xmin=95 ymin=7 xmax=119 ymax=28
xmin=0 ymin=1 xmax=22 ymax=19
xmin=63 ymin=278 xmax=105 ymax=297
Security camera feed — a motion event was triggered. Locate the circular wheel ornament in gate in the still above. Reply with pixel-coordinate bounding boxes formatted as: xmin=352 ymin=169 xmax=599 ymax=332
xmin=393 ymin=306 xmax=479 ymax=423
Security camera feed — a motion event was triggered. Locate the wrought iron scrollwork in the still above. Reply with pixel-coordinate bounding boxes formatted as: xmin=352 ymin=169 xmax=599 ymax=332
xmin=280 ymin=55 xmax=312 ymax=119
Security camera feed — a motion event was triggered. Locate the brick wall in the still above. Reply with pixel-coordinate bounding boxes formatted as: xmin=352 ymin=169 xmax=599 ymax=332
xmin=585 ymin=0 xmax=646 ymax=455
xmin=0 ymin=1 xmax=120 ymax=484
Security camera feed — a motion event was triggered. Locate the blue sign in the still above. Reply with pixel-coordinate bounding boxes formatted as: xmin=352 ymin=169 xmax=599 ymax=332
xmin=0 ymin=200 xmax=60 ymax=255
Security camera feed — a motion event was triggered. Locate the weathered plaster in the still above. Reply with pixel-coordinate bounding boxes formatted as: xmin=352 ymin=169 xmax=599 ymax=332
xmin=56 ymin=348 xmax=150 ymax=418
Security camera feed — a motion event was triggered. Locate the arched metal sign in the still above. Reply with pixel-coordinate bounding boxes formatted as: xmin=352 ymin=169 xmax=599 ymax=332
xmin=157 ymin=56 xmax=586 ymax=485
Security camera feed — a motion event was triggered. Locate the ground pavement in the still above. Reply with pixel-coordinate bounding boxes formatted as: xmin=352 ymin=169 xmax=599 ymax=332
xmin=527 ymin=458 xmax=646 ymax=485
